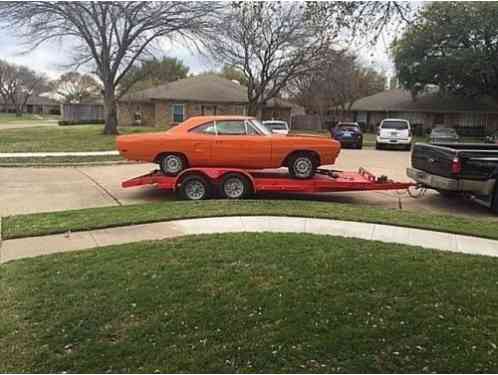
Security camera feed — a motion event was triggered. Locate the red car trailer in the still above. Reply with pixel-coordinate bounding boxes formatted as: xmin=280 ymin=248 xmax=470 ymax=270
xmin=122 ymin=167 xmax=415 ymax=201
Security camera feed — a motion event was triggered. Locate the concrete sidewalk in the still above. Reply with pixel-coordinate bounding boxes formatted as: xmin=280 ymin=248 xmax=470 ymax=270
xmin=2 ymin=216 xmax=498 ymax=263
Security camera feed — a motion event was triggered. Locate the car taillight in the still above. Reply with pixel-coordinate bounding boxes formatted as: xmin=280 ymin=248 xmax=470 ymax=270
xmin=451 ymin=157 xmax=462 ymax=174
xmin=377 ymin=128 xmax=380 ymax=136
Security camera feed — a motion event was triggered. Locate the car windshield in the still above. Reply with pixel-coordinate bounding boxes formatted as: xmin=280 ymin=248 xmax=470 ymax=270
xmin=264 ymin=122 xmax=288 ymax=130
xmin=381 ymin=121 xmax=408 ymax=130
xmin=338 ymin=124 xmax=359 ymax=132
xmin=250 ymin=119 xmax=273 ymax=135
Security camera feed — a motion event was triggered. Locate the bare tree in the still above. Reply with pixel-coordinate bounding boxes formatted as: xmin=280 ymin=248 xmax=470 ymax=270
xmin=290 ymin=51 xmax=386 ymax=123
xmin=0 ymin=59 xmax=48 ymax=117
xmin=207 ymin=2 xmax=411 ymax=119
xmin=50 ymin=71 xmax=101 ymax=104
xmin=0 ymin=2 xmax=220 ymax=134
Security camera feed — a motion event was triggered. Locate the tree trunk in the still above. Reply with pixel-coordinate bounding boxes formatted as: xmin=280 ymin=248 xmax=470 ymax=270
xmin=247 ymin=100 xmax=258 ymax=117
xmin=103 ymin=85 xmax=118 ymax=135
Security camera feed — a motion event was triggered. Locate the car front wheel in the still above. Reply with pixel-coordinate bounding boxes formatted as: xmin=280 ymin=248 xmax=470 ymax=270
xmin=288 ymin=153 xmax=317 ymax=179
xmin=159 ymin=154 xmax=186 ymax=176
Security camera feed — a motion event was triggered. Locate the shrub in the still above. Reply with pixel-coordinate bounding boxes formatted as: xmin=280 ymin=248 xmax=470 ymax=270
xmin=58 ymin=120 xmax=105 ymax=126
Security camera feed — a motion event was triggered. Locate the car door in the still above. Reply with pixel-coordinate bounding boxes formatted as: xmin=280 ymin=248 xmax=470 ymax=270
xmin=211 ymin=120 xmax=272 ymax=168
xmin=186 ymin=121 xmax=216 ymax=166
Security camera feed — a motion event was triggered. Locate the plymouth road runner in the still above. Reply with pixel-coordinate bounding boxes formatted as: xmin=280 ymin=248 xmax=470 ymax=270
xmin=117 ymin=116 xmax=341 ymax=179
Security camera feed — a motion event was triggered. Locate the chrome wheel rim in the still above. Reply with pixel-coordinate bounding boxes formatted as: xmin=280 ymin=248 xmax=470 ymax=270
xmin=294 ymin=157 xmax=313 ymax=178
xmin=223 ymin=177 xmax=245 ymax=198
xmin=184 ymin=180 xmax=206 ymax=200
xmin=162 ymin=155 xmax=183 ymax=174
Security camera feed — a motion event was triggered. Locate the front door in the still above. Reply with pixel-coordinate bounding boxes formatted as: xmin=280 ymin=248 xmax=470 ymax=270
xmin=211 ymin=120 xmax=272 ymax=169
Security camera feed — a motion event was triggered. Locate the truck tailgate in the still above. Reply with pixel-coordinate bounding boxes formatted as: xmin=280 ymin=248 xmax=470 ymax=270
xmin=412 ymin=143 xmax=456 ymax=178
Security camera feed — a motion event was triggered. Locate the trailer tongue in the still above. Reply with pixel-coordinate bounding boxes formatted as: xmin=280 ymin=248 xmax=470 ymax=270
xmin=122 ymin=167 xmax=415 ymax=200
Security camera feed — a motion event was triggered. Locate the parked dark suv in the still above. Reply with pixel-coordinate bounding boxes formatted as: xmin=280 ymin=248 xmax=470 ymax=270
xmin=332 ymin=122 xmax=363 ymax=149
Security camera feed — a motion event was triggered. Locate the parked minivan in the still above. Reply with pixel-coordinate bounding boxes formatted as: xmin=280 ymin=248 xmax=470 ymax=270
xmin=376 ymin=118 xmax=412 ymax=150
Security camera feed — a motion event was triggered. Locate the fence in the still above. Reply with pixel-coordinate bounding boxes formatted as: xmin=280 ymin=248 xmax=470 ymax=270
xmin=62 ymin=103 xmax=104 ymax=123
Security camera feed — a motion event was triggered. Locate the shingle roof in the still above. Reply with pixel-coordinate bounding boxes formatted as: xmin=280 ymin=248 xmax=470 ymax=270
xmin=0 ymin=95 xmax=59 ymax=106
xmin=350 ymin=89 xmax=498 ymax=113
xmin=120 ymin=74 xmax=249 ymax=104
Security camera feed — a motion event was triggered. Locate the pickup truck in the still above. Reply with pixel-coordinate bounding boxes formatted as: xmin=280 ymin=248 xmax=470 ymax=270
xmin=407 ymin=143 xmax=498 ymax=213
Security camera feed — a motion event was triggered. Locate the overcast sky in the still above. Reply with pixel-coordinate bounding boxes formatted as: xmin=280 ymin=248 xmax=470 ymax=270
xmin=0 ymin=22 xmax=397 ymax=81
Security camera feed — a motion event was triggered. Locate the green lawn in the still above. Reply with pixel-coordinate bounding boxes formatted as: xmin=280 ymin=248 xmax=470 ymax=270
xmin=2 ymin=233 xmax=498 ymax=373
xmin=0 ymin=124 xmax=167 ymax=153
xmin=3 ymin=200 xmax=498 ymax=241
xmin=0 ymin=113 xmax=60 ymax=124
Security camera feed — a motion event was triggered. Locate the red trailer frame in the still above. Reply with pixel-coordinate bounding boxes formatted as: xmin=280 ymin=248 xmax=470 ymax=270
xmin=122 ymin=167 xmax=415 ymax=199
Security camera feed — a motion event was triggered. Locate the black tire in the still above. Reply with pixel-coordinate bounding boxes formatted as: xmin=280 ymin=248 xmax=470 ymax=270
xmin=220 ymin=173 xmax=252 ymax=199
xmin=375 ymin=143 xmax=382 ymax=150
xmin=357 ymin=142 xmax=363 ymax=150
xmin=288 ymin=152 xmax=317 ymax=179
xmin=158 ymin=154 xmax=187 ymax=176
xmin=178 ymin=175 xmax=209 ymax=201
xmin=492 ymin=185 xmax=498 ymax=214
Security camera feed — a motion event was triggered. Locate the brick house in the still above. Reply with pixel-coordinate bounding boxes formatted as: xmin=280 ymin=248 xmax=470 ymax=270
xmin=0 ymin=95 xmax=60 ymax=115
xmin=118 ymin=75 xmax=302 ymax=127
xmin=346 ymin=88 xmax=498 ymax=136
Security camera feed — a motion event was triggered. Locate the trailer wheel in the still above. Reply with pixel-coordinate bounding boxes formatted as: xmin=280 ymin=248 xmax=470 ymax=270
xmin=288 ymin=153 xmax=317 ymax=179
xmin=159 ymin=154 xmax=186 ymax=176
xmin=221 ymin=173 xmax=252 ymax=199
xmin=178 ymin=175 xmax=209 ymax=201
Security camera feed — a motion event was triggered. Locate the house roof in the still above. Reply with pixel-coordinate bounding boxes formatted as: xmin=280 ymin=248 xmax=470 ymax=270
xmin=0 ymin=95 xmax=59 ymax=106
xmin=350 ymin=89 xmax=498 ymax=114
xmin=120 ymin=75 xmax=249 ymax=104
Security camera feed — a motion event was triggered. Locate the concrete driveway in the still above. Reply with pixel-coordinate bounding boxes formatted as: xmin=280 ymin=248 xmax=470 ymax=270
xmin=1 ymin=149 xmax=497 ymax=220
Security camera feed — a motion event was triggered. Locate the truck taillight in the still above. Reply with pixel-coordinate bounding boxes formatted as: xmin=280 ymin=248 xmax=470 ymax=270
xmin=451 ymin=157 xmax=462 ymax=174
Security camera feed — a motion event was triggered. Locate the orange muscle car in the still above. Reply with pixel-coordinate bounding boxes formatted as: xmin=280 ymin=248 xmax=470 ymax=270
xmin=117 ymin=116 xmax=341 ymax=179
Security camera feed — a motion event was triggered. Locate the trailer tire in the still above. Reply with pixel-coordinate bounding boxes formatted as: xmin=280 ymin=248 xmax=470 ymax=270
xmin=178 ymin=174 xmax=210 ymax=201
xmin=159 ymin=154 xmax=187 ymax=176
xmin=288 ymin=152 xmax=317 ymax=179
xmin=221 ymin=173 xmax=252 ymax=199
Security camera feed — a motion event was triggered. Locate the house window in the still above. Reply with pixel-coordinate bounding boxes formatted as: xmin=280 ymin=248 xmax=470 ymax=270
xmin=172 ymin=104 xmax=184 ymax=123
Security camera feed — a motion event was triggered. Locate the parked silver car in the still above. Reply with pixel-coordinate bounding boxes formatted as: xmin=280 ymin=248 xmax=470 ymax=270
xmin=429 ymin=127 xmax=459 ymax=144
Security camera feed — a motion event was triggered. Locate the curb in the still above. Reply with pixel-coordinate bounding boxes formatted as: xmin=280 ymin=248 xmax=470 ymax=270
xmin=2 ymin=216 xmax=498 ymax=264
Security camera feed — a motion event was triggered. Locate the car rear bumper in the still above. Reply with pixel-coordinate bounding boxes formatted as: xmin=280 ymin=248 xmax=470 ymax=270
xmin=407 ymin=167 xmax=495 ymax=195
xmin=377 ymin=137 xmax=412 ymax=145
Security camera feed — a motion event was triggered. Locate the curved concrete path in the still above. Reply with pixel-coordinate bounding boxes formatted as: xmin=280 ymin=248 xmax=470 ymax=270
xmin=2 ymin=216 xmax=498 ymax=264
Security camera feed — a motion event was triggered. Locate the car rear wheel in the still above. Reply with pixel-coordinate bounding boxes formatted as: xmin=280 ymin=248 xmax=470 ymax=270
xmin=178 ymin=175 xmax=209 ymax=200
xmin=375 ymin=143 xmax=382 ymax=150
xmin=288 ymin=153 xmax=317 ymax=179
xmin=221 ymin=173 xmax=252 ymax=199
xmin=159 ymin=154 xmax=186 ymax=176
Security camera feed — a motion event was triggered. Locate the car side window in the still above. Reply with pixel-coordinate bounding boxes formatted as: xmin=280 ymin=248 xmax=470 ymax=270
xmin=190 ymin=122 xmax=216 ymax=135
xmin=216 ymin=120 xmax=246 ymax=135
xmin=245 ymin=121 xmax=261 ymax=136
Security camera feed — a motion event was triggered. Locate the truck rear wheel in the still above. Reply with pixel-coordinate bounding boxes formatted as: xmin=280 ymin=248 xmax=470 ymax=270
xmin=492 ymin=185 xmax=498 ymax=214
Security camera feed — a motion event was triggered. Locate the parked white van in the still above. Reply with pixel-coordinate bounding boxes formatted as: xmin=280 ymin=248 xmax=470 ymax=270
xmin=376 ymin=118 xmax=413 ymax=150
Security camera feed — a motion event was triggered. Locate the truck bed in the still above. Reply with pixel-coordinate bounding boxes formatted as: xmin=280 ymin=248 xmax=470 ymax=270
xmin=412 ymin=143 xmax=498 ymax=180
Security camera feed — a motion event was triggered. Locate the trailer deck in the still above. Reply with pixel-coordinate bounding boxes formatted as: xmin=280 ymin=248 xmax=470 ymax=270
xmin=122 ymin=167 xmax=415 ymax=199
